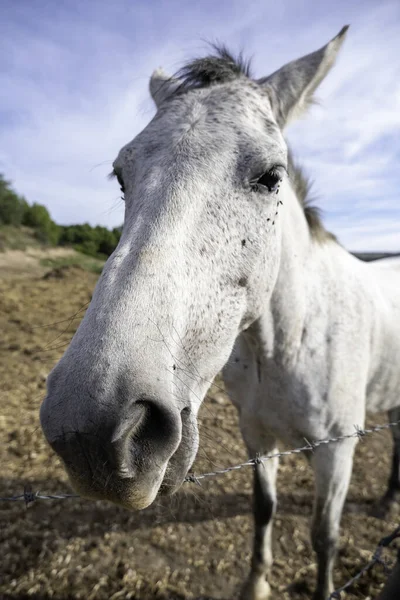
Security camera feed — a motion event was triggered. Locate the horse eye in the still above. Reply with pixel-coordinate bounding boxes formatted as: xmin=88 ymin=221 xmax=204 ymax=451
xmin=116 ymin=174 xmax=125 ymax=194
xmin=252 ymin=167 xmax=283 ymax=193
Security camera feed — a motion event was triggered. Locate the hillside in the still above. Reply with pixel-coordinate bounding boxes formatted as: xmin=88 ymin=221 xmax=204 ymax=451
xmin=0 ymin=226 xmax=105 ymax=278
xmin=0 ymin=225 xmax=42 ymax=252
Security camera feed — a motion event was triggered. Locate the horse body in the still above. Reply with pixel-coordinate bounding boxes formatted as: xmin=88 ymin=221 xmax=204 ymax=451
xmin=224 ymin=193 xmax=400 ymax=598
xmin=39 ymin=25 xmax=400 ymax=600
xmin=227 ymin=225 xmax=368 ymax=443
xmin=365 ymin=259 xmax=400 ymax=411
xmin=225 ymin=241 xmax=400 ymax=445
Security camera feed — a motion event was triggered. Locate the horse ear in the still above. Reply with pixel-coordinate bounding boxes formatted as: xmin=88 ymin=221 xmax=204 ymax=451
xmin=149 ymin=68 xmax=180 ymax=107
xmin=258 ymin=25 xmax=349 ymax=129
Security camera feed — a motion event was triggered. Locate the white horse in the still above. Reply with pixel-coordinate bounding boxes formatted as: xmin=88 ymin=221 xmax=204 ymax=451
xmin=40 ymin=26 xmax=400 ymax=599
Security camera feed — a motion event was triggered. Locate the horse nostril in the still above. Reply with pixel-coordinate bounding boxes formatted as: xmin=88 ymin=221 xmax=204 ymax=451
xmin=138 ymin=399 xmax=181 ymax=444
xmin=114 ymin=397 xmax=183 ymax=472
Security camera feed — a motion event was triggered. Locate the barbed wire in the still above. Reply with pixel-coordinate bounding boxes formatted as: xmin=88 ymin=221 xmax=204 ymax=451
xmin=184 ymin=419 xmax=400 ymax=484
xmin=0 ymin=485 xmax=80 ymax=505
xmin=328 ymin=524 xmax=400 ymax=599
xmin=1 ymin=418 xmax=399 ymax=503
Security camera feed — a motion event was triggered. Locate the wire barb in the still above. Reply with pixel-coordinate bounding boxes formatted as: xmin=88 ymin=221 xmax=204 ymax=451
xmin=23 ymin=485 xmax=36 ymax=506
xmin=354 ymin=424 xmax=366 ymax=440
xmin=184 ymin=474 xmax=202 ymax=486
xmin=303 ymin=437 xmax=316 ymax=452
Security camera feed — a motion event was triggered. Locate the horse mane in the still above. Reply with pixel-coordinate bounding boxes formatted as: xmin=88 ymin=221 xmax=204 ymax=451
xmin=287 ymin=151 xmax=337 ymax=243
xmin=172 ymin=46 xmax=336 ymax=243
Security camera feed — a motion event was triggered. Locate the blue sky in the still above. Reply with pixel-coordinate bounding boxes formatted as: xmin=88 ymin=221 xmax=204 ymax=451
xmin=1 ymin=0 xmax=399 ymax=251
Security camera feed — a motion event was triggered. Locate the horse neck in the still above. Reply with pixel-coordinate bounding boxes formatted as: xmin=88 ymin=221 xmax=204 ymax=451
xmin=257 ymin=186 xmax=317 ymax=360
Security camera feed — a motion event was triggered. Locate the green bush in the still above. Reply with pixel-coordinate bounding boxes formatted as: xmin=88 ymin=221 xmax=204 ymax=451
xmin=59 ymin=223 xmax=121 ymax=257
xmin=73 ymin=240 xmax=101 ymax=258
xmin=23 ymin=203 xmax=60 ymax=245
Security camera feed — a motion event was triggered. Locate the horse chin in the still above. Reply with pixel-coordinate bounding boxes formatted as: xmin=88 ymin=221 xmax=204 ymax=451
xmin=66 ymin=469 xmax=162 ymax=511
xmin=63 ymin=436 xmax=197 ymax=511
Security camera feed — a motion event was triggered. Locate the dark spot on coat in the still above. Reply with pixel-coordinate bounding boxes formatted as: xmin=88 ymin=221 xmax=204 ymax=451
xmin=241 ymin=239 xmax=246 ymax=247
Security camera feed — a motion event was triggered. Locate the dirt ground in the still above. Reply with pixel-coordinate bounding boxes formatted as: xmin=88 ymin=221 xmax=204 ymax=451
xmin=1 ymin=257 xmax=399 ymax=600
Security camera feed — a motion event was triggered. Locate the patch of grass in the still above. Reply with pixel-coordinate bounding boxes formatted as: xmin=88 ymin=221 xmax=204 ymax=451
xmin=0 ymin=225 xmax=41 ymax=251
xmin=40 ymin=254 xmax=105 ymax=274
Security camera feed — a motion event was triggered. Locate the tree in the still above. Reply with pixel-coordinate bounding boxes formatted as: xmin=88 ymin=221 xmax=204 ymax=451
xmin=0 ymin=171 xmax=121 ymax=255
xmin=23 ymin=203 xmax=60 ymax=245
xmin=95 ymin=226 xmax=119 ymax=256
xmin=0 ymin=175 xmax=27 ymax=226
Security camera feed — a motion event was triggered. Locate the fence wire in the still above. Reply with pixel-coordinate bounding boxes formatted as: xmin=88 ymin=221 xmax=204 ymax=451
xmin=1 ymin=418 xmax=399 ymax=503
xmin=328 ymin=524 xmax=400 ymax=599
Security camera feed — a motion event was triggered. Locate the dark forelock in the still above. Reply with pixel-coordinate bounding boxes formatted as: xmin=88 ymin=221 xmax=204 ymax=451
xmin=174 ymin=45 xmax=252 ymax=92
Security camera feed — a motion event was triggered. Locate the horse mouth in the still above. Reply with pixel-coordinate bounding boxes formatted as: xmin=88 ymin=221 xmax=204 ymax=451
xmin=61 ymin=414 xmax=198 ymax=511
xmin=65 ymin=457 xmax=190 ymax=510
xmin=66 ymin=472 xmax=155 ymax=510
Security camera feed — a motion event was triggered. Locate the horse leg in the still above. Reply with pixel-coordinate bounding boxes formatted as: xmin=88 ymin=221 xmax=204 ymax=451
xmin=241 ymin=436 xmax=278 ymax=600
xmin=311 ymin=438 xmax=357 ymax=600
xmin=372 ymin=406 xmax=400 ymax=518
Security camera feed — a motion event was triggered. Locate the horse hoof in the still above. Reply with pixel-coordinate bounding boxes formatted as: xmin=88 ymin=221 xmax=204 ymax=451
xmin=240 ymin=576 xmax=271 ymax=600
